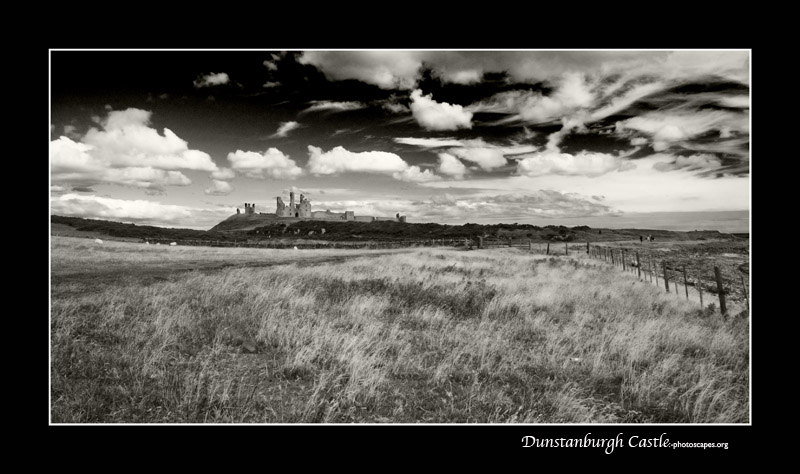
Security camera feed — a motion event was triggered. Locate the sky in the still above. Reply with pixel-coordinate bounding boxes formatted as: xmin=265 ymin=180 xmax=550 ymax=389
xmin=49 ymin=50 xmax=751 ymax=231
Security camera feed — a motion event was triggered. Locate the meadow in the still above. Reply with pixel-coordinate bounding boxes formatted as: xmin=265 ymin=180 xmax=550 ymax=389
xmin=50 ymin=236 xmax=749 ymax=423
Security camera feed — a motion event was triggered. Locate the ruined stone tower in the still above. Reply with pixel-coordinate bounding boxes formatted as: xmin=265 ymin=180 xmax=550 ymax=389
xmin=273 ymin=189 xmax=408 ymax=222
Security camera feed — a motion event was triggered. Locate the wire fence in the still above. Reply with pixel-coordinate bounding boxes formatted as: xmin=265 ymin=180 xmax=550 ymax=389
xmin=476 ymin=238 xmax=749 ymax=319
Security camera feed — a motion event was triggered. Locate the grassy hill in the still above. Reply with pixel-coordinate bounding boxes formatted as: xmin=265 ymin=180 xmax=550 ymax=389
xmin=210 ymin=212 xmax=302 ymax=232
xmin=51 ymin=215 xmax=238 ymax=242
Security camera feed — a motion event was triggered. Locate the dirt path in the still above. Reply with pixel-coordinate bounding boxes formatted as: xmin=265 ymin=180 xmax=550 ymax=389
xmin=51 ymin=250 xmax=412 ymax=290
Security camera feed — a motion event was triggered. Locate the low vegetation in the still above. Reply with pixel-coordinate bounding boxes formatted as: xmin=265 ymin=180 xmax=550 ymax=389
xmin=50 ymin=236 xmax=749 ymax=423
xmin=51 ymin=214 xmax=741 ymax=246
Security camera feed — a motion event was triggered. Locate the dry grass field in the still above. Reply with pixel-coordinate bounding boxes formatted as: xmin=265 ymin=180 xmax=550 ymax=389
xmin=50 ymin=235 xmax=749 ymax=423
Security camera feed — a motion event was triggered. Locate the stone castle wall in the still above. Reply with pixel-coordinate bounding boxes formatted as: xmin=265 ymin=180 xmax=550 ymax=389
xmin=258 ymin=192 xmax=408 ymax=223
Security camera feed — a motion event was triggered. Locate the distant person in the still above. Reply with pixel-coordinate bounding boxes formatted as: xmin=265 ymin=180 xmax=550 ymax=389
xmin=598 ymin=230 xmax=602 ymax=234
xmin=640 ymin=235 xmax=643 ymax=243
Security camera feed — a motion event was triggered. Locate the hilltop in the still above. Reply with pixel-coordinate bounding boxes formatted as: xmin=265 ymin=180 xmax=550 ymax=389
xmin=210 ymin=212 xmax=304 ymax=232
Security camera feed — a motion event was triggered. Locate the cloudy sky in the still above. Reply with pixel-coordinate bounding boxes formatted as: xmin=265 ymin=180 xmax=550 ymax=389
xmin=50 ymin=50 xmax=750 ymax=231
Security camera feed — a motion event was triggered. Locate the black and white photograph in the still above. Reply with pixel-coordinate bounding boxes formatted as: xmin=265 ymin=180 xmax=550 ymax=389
xmin=49 ymin=50 xmax=750 ymax=433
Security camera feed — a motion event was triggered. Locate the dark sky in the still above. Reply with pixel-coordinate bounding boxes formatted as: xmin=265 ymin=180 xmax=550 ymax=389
xmin=50 ymin=50 xmax=750 ymax=230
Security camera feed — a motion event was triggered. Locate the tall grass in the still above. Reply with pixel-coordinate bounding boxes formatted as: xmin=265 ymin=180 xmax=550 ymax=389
xmin=50 ymin=238 xmax=749 ymax=423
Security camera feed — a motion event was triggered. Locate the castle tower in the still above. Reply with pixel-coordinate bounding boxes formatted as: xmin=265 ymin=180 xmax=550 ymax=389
xmin=298 ymin=194 xmax=311 ymax=218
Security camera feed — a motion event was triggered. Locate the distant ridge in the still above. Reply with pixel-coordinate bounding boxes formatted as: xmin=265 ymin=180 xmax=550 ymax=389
xmin=52 ymin=214 xmax=741 ymax=244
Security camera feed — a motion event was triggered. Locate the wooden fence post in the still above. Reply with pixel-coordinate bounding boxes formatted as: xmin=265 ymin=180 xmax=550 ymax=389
xmin=653 ymin=258 xmax=658 ymax=287
xmin=636 ymin=252 xmax=641 ymax=279
xmin=529 ymin=239 xmax=532 ymax=251
xmin=478 ymin=236 xmax=483 ymax=249
xmin=682 ymin=265 xmax=689 ymax=300
xmin=698 ymin=277 xmax=703 ymax=308
xmin=565 ymin=241 xmax=568 ymax=255
xmin=546 ymin=242 xmax=550 ymax=255
xmin=741 ymin=274 xmax=749 ymax=310
xmin=586 ymin=241 xmax=589 ymax=254
xmin=714 ymin=266 xmax=727 ymax=317
xmin=663 ymin=261 xmax=670 ymax=292
xmin=622 ymin=249 xmax=626 ymax=271
xmin=611 ymin=249 xmax=615 ymax=266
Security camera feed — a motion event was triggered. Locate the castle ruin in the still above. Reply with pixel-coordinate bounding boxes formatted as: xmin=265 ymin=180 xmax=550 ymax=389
xmin=276 ymin=191 xmax=312 ymax=218
xmin=241 ymin=191 xmax=407 ymax=222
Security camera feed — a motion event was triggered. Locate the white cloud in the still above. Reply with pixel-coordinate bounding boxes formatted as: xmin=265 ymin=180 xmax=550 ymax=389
xmin=193 ymin=72 xmax=230 ymax=88
xmin=50 ymin=131 xmax=197 ymax=190
xmin=51 ymin=136 xmax=102 ymax=175
xmin=396 ymin=136 xmax=536 ymax=156
xmin=396 ymin=136 xmax=536 ymax=172
xmin=652 ymin=153 xmax=722 ymax=172
xmin=717 ymin=95 xmax=749 ymax=109
xmin=301 ymin=101 xmax=367 ymax=113
xmin=101 ymin=167 xmax=192 ymax=189
xmin=50 ymin=193 xmax=231 ymax=229
xmin=52 ymin=193 xmax=192 ymax=222
xmin=437 ymin=153 xmax=468 ymax=179
xmin=403 ymin=190 xmax=622 ymax=221
xmin=588 ymin=80 xmax=666 ymax=122
xmin=273 ymin=121 xmax=301 ymax=138
xmin=616 ymin=110 xmax=748 ymax=152
xmin=680 ymin=136 xmax=749 ymax=158
xmin=263 ymin=81 xmax=281 ymax=88
xmin=63 ymin=124 xmax=80 ymax=139
xmin=448 ymin=147 xmax=507 ymax=171
xmin=409 ymin=89 xmax=473 ymax=131
xmin=470 ymin=72 xmax=594 ymax=125
xmin=210 ymin=167 xmax=235 ymax=180
xmin=382 ymin=101 xmax=409 ymax=114
xmin=283 ymin=185 xmax=312 ymax=196
xmin=447 ymin=69 xmax=482 ymax=84
xmin=661 ymin=50 xmax=749 ymax=83
xmin=307 ymin=145 xmax=408 ymax=175
xmin=204 ymin=179 xmax=234 ymax=195
xmin=555 ymin=72 xmax=595 ymax=108
xmin=299 ymin=51 xmax=748 ymax=89
xmin=393 ymin=166 xmax=440 ymax=183
xmin=81 ymin=108 xmax=218 ymax=171
xmin=395 ymin=137 xmax=468 ymax=148
xmin=227 ymin=149 xmax=303 ymax=180
xmin=263 ymin=60 xmax=278 ymax=71
xmin=306 ymin=145 xmax=440 ymax=183
xmin=516 ymin=150 xmax=627 ymax=177
xmin=419 ymin=154 xmax=749 ymax=214
xmin=298 ymin=51 xmax=422 ymax=89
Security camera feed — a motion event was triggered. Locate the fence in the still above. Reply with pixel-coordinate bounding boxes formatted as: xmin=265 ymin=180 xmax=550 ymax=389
xmin=478 ymin=238 xmax=749 ymax=319
xmin=581 ymin=242 xmax=749 ymax=319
